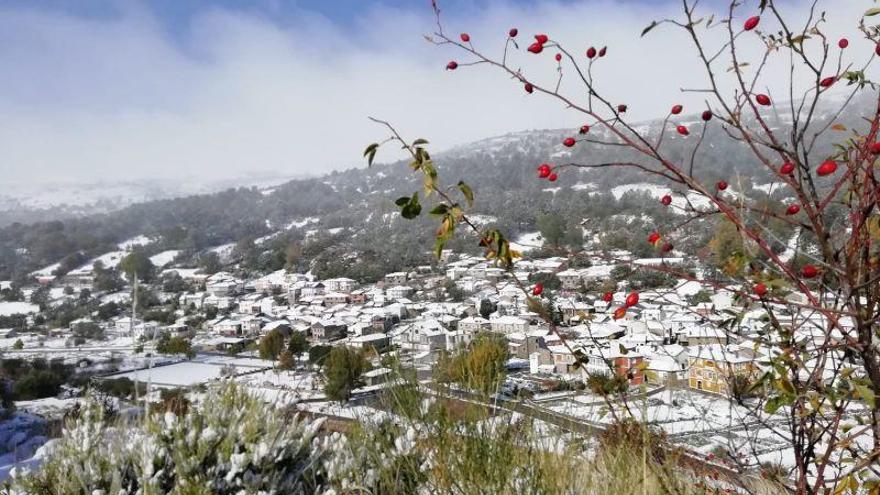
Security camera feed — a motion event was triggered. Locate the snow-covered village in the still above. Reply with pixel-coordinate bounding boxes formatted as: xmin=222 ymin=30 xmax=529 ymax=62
xmin=0 ymin=228 xmax=861 ymax=484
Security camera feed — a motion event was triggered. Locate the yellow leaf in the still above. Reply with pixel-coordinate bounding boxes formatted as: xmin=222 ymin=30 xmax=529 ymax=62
xmin=831 ymin=123 xmax=847 ymax=131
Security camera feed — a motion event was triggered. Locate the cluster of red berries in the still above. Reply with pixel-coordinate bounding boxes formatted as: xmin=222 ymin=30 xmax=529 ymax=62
xmin=586 ymin=46 xmax=607 ymax=59
xmin=528 ymin=33 xmax=550 ymax=54
xmin=647 ymin=232 xmax=673 ymax=252
xmin=612 ymin=292 xmax=639 ymax=320
xmin=537 ymin=163 xmax=557 ymax=182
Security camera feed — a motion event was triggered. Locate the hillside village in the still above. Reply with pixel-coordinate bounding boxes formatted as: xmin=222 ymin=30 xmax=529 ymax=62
xmin=2 ymin=229 xmax=851 ymax=479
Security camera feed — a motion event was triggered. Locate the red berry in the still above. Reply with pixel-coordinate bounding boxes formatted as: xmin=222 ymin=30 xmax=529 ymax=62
xmin=754 ymin=283 xmax=768 ymax=297
xmin=838 ymin=38 xmax=849 ymax=49
xmin=676 ymin=125 xmax=690 ymax=136
xmin=598 ymin=46 xmax=607 ymax=57
xmin=563 ymin=137 xmax=576 ymax=147
xmin=617 ymin=104 xmax=627 ymax=113
xmin=661 ymin=194 xmax=672 ymax=206
xmin=707 ymin=453 xmax=715 ymax=461
xmin=755 ymin=94 xmax=771 ymax=106
xmin=527 ymin=42 xmax=544 ymax=54
xmin=786 ymin=204 xmax=801 ymax=215
xmin=702 ymin=110 xmax=713 ymax=121
xmin=446 ymin=61 xmax=458 ymax=70
xmin=555 ymin=53 xmax=562 ymax=62
xmin=817 ymin=160 xmax=838 ymax=176
xmin=820 ymin=76 xmax=836 ymax=88
xmin=801 ymin=264 xmax=819 ymax=278
xmin=548 ymin=172 xmax=558 ymax=182
xmin=671 ymin=104 xmax=683 ymax=115
xmin=534 ymin=34 xmax=548 ymax=44
xmin=870 ymin=142 xmax=880 ymax=155
xmin=647 ymin=232 xmax=661 ymax=244
xmin=579 ymin=125 xmax=590 ymax=134
xmin=717 ymin=180 xmax=728 ymax=191
xmin=625 ymin=292 xmax=639 ymax=307
xmin=661 ymin=242 xmax=673 ymax=253
xmin=537 ymin=164 xmax=551 ymax=178
xmin=613 ymin=307 xmax=627 ymax=320
xmin=744 ymin=15 xmax=760 ymax=31
xmin=460 ymin=33 xmax=470 ymax=42
xmin=602 ymin=292 xmax=613 ymax=303
xmin=876 ymin=42 xmax=880 ymax=56
xmin=586 ymin=47 xmax=597 ymax=59
xmin=532 ymin=283 xmax=544 ymax=296
xmin=509 ymin=28 xmax=518 ymax=38
xmin=780 ymin=162 xmax=796 ymax=175
xmin=524 ymin=82 xmax=534 ymax=94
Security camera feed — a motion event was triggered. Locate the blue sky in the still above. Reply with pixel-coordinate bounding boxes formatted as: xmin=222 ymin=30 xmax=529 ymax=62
xmin=0 ymin=0 xmax=867 ymax=183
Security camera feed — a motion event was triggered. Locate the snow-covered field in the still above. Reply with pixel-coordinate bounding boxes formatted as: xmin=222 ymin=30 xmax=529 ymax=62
xmin=68 ymin=250 xmax=127 ymax=275
xmin=149 ymin=250 xmax=180 ymax=268
xmin=609 ymin=183 xmax=714 ymax=211
xmin=0 ymin=302 xmax=39 ymax=316
xmin=29 ymin=263 xmax=59 ymax=277
xmin=118 ymin=235 xmax=152 ymax=250
xmin=510 ymin=232 xmax=544 ymax=252
xmin=104 ymin=354 xmax=274 ymax=388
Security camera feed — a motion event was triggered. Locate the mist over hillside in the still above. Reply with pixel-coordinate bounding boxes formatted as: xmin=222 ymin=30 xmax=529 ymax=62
xmin=0 ymin=89 xmax=868 ymax=283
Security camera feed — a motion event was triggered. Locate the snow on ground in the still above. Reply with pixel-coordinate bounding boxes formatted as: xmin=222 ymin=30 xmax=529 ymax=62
xmin=0 ymin=302 xmax=39 ymax=316
xmin=510 ymin=232 xmax=544 ymax=253
xmin=109 ymin=362 xmax=226 ymax=387
xmin=104 ymin=354 xmax=274 ymax=388
xmin=753 ymin=183 xmax=781 ymax=194
xmin=778 ymin=228 xmax=801 ymax=263
xmin=468 ymin=214 xmax=497 ymax=226
xmin=542 ymin=187 xmax=561 ymax=194
xmin=609 ymin=183 xmax=715 ymax=211
xmin=287 ymin=217 xmax=319 ymax=229
xmin=149 ymin=250 xmax=180 ymax=268
xmin=162 ymin=268 xmax=204 ymax=280
xmin=236 ymin=370 xmax=325 ymax=402
xmin=118 ymin=235 xmax=152 ymax=250
xmin=29 ymin=263 xmax=59 ymax=277
xmin=610 ymin=183 xmax=668 ymax=200
xmin=14 ymin=398 xmax=79 ymax=418
xmin=254 ymin=233 xmax=280 ymax=245
xmin=209 ymin=243 xmax=236 ymax=258
xmin=68 ymin=250 xmax=127 ymax=275
xmin=571 ymin=182 xmax=596 ymax=191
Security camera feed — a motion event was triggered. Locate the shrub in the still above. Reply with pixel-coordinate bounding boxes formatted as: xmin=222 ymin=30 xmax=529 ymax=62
xmin=6 ymin=384 xmax=327 ymax=494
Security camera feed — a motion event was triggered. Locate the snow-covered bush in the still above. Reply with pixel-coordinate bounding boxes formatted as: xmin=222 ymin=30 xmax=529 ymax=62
xmin=4 ymin=384 xmax=327 ymax=494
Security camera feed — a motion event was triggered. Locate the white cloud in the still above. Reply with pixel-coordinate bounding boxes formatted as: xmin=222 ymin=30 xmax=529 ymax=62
xmin=0 ymin=0 xmax=873 ymax=184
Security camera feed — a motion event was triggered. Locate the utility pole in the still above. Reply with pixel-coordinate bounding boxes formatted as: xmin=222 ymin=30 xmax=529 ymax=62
xmin=132 ymin=275 xmax=141 ymax=407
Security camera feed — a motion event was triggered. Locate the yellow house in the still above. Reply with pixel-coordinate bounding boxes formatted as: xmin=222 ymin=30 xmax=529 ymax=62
xmin=688 ymin=344 xmax=757 ymax=395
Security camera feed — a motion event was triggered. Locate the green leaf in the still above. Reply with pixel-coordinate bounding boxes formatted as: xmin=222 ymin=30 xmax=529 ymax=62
xmin=429 ymin=204 xmax=449 ymax=216
xmin=854 ymin=383 xmax=876 ymax=408
xmin=412 ymin=138 xmax=429 ymax=146
xmin=641 ymin=20 xmax=659 ymax=37
xmin=458 ymin=181 xmax=474 ymax=207
xmin=865 ymin=7 xmax=880 ymax=16
xmin=764 ymin=395 xmax=785 ymax=414
xmin=401 ymin=203 xmax=422 ymax=219
xmin=395 ymin=197 xmax=410 ymax=207
xmin=363 ymin=143 xmax=379 ymax=167
xmin=433 ymin=237 xmax=445 ymax=259
xmin=618 ymin=344 xmax=629 ymax=355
